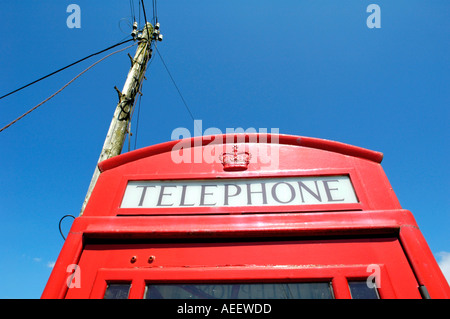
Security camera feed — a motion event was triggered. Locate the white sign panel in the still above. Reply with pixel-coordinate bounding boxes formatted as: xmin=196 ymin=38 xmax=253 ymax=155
xmin=120 ymin=176 xmax=358 ymax=209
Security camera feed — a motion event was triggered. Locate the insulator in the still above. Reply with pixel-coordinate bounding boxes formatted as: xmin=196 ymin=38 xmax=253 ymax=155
xmin=131 ymin=21 xmax=138 ymax=39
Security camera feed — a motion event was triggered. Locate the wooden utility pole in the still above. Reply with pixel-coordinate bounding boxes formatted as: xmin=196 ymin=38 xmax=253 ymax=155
xmin=80 ymin=22 xmax=159 ymax=215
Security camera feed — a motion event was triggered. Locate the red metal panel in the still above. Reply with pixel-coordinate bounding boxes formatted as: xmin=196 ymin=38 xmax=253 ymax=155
xmin=43 ymin=209 xmax=449 ymax=299
xmin=41 ymin=231 xmax=83 ymax=299
xmin=78 ymin=210 xmax=417 ymax=239
xmin=65 ymin=237 xmax=418 ymax=299
xmin=400 ymin=226 xmax=450 ymax=298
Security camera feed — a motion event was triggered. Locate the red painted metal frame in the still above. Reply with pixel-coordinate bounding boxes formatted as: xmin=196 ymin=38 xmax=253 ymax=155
xmin=82 ymin=133 xmax=400 ymax=217
xmin=41 ymin=134 xmax=450 ymax=299
xmin=97 ymin=134 xmax=384 ymax=173
xmin=113 ymin=169 xmax=365 ymax=216
xmin=42 ymin=210 xmax=450 ymax=299
xmin=68 ymin=230 xmax=417 ymax=299
xmin=87 ymin=265 xmax=395 ymax=299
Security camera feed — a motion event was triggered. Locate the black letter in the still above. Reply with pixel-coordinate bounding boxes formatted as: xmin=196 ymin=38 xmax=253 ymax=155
xmin=200 ymin=185 xmax=217 ymax=206
xmin=179 ymin=185 xmax=195 ymax=206
xmin=136 ymin=185 xmax=155 ymax=206
xmin=323 ymin=180 xmax=344 ymax=202
xmin=157 ymin=185 xmax=176 ymax=206
xmin=224 ymin=184 xmax=241 ymax=205
xmin=247 ymin=183 xmax=268 ymax=205
xmin=297 ymin=181 xmax=322 ymax=202
xmin=271 ymin=182 xmax=295 ymax=204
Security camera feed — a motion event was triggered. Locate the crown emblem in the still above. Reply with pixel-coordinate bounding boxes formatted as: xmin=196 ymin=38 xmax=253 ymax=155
xmin=220 ymin=145 xmax=251 ymax=171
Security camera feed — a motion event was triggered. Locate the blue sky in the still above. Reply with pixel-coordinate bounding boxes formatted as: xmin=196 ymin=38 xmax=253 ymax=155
xmin=0 ymin=1 xmax=448 ymax=298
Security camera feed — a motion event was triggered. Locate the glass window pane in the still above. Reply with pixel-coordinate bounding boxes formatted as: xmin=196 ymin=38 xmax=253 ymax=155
xmin=348 ymin=281 xmax=379 ymax=299
xmin=104 ymin=283 xmax=131 ymax=299
xmin=145 ymin=282 xmax=333 ymax=299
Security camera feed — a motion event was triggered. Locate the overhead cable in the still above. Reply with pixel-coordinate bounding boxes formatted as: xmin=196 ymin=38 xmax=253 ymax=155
xmin=129 ymin=0 xmax=136 ymax=22
xmin=0 ymin=43 xmax=137 ymax=133
xmin=153 ymin=0 xmax=159 ymax=24
xmin=155 ymin=45 xmax=197 ymax=124
xmin=140 ymin=0 xmax=152 ymax=43
xmin=140 ymin=0 xmax=149 ymax=24
xmin=0 ymin=39 xmax=134 ymax=101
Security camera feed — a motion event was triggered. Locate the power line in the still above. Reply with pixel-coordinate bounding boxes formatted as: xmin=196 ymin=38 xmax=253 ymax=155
xmin=140 ymin=0 xmax=149 ymax=24
xmin=139 ymin=2 xmax=198 ymax=132
xmin=0 ymin=43 xmax=137 ymax=133
xmin=140 ymin=0 xmax=152 ymax=46
xmin=154 ymin=45 xmax=197 ymax=124
xmin=138 ymin=1 xmax=198 ymax=131
xmin=140 ymin=0 xmax=158 ymax=25
xmin=129 ymin=0 xmax=136 ymax=22
xmin=138 ymin=0 xmax=142 ymax=26
xmin=153 ymin=0 xmax=159 ymax=24
xmin=0 ymin=38 xmax=134 ymax=101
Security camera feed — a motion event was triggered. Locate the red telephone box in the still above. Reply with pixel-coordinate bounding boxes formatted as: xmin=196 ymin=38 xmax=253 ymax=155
xmin=42 ymin=133 xmax=450 ymax=299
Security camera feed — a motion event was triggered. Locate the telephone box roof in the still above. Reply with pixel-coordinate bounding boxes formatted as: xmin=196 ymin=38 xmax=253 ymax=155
xmin=98 ymin=133 xmax=383 ymax=172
